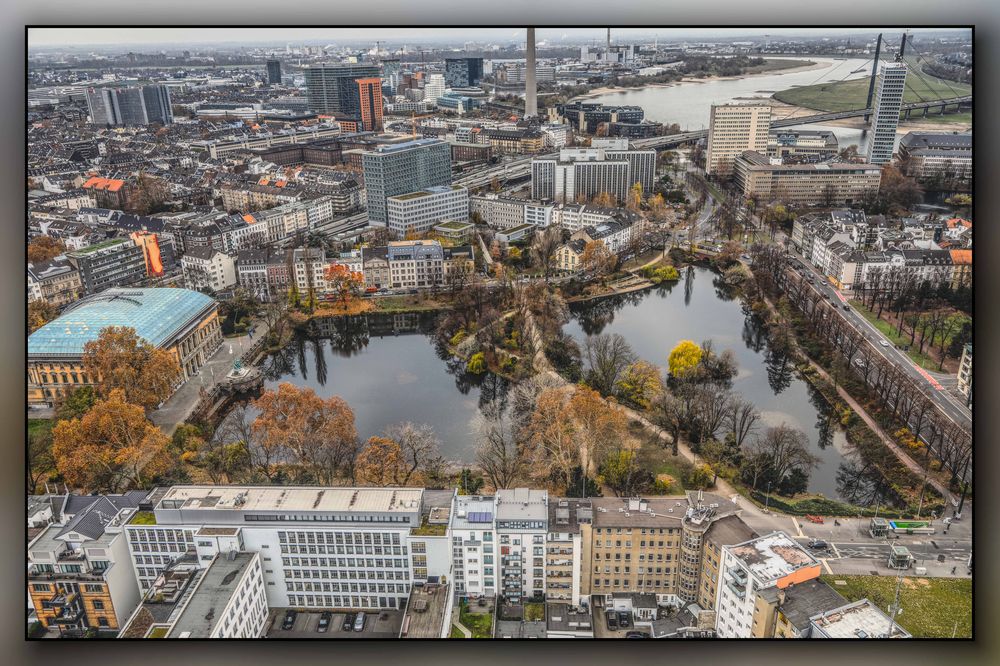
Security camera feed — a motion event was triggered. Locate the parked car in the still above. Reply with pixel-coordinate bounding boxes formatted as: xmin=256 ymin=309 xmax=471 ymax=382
xmin=618 ymin=611 xmax=632 ymax=629
xmin=282 ymin=610 xmax=297 ymax=630
xmin=625 ymin=631 xmax=650 ymax=639
xmin=606 ymin=610 xmax=619 ymax=631
xmin=317 ymin=611 xmax=331 ymax=633
xmin=342 ymin=613 xmax=356 ymax=631
xmin=353 ymin=612 xmax=367 ymax=632
xmin=808 ymin=539 xmax=829 ymax=550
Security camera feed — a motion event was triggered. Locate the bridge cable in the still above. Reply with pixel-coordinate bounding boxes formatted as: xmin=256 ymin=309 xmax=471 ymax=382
xmin=770 ymin=56 xmax=876 ymax=125
xmin=902 ymin=36 xmax=966 ymax=101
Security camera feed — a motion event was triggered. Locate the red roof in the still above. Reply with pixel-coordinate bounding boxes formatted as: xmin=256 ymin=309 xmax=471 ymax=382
xmin=82 ymin=176 xmax=126 ymax=192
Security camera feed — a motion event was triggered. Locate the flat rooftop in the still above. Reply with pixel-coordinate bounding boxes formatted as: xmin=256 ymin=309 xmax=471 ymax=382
xmin=168 ymin=552 xmax=256 ymax=638
xmin=727 ymin=532 xmax=819 ymax=583
xmin=158 ymin=486 xmax=423 ymax=514
xmin=811 ymin=599 xmax=911 ymax=639
xmin=496 ymin=488 xmax=548 ymax=523
xmin=402 ymin=583 xmax=450 ymax=638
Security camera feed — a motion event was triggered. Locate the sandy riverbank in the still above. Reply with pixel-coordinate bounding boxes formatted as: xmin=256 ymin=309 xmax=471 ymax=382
xmin=575 ymin=59 xmax=825 ymax=100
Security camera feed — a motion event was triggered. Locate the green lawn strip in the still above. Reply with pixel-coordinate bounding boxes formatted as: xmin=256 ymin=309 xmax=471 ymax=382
xmin=28 ymin=419 xmax=53 ymax=438
xmin=450 ymin=624 xmax=467 ymax=638
xmin=774 ymin=65 xmax=971 ymax=113
xmin=820 ymin=575 xmax=971 ymax=638
xmin=458 ymin=601 xmax=494 ymax=639
xmin=524 ymin=603 xmax=545 ymax=622
xmin=850 ymin=301 xmax=941 ymax=371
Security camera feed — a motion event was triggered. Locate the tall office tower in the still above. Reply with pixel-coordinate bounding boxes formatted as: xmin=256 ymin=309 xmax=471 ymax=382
xmin=361 ymin=138 xmax=453 ymax=226
xmin=423 ymin=73 xmax=446 ymax=105
xmin=531 ymin=144 xmax=653 ymax=204
xmin=266 ymin=59 xmax=282 ymax=85
xmin=444 ymin=57 xmax=484 ymax=88
xmin=85 ymin=85 xmax=173 ymax=126
xmin=706 ymin=102 xmax=771 ymax=177
xmin=304 ymin=63 xmax=381 ymax=117
xmin=865 ymin=61 xmax=907 ymax=165
xmin=525 ymin=27 xmax=537 ymax=118
xmin=356 ymin=77 xmax=384 ymax=132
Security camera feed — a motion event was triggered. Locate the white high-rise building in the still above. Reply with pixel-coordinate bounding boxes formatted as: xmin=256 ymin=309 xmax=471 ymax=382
xmin=706 ymin=103 xmax=771 ymax=177
xmin=531 ymin=145 xmax=654 ymax=204
xmin=865 ymin=61 xmax=907 ymax=165
xmin=386 ymin=185 xmax=470 ymax=238
xmin=424 ymin=73 xmax=446 ymax=106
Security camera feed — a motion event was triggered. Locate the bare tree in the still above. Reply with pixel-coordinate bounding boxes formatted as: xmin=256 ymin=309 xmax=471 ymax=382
xmin=383 ymin=422 xmax=442 ymax=486
xmin=726 ymin=395 xmax=760 ymax=451
xmin=475 ymin=400 xmax=525 ymax=491
xmin=531 ymin=226 xmax=563 ymax=282
xmin=582 ymin=333 xmax=638 ymax=396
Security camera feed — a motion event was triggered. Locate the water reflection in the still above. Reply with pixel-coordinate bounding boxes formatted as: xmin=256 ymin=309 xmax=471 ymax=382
xmin=566 ymin=266 xmax=862 ymax=500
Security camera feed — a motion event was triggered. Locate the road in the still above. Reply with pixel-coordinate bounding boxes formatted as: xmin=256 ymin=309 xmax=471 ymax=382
xmin=785 ymin=245 xmax=972 ymax=431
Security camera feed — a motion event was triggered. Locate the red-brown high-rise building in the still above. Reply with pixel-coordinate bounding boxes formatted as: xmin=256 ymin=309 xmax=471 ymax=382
xmin=356 ymin=77 xmax=384 ymax=132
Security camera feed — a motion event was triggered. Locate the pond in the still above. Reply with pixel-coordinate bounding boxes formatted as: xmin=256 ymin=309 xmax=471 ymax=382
xmin=240 ymin=312 xmax=509 ymax=464
xmin=565 ymin=265 xmax=875 ymax=503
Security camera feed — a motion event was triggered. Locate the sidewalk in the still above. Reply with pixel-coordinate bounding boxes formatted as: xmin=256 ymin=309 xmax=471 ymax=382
xmin=149 ymin=327 xmax=257 ymax=435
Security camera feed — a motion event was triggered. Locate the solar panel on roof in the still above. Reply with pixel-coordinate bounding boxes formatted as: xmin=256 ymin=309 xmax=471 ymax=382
xmin=468 ymin=511 xmax=493 ymax=523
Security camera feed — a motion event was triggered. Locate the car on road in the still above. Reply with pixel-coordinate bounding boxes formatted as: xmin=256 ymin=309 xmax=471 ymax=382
xmin=618 ymin=611 xmax=631 ymax=629
xmin=625 ymin=631 xmax=650 ymax=639
xmin=880 ymin=340 xmax=890 ymax=347
xmin=342 ymin=612 xmax=356 ymax=632
xmin=317 ymin=611 xmax=331 ymax=633
xmin=605 ymin=610 xmax=618 ymax=631
xmin=842 ymin=304 xmax=850 ymax=311
xmin=353 ymin=612 xmax=366 ymax=632
xmin=282 ymin=610 xmax=297 ymax=630
xmin=808 ymin=539 xmax=829 ymax=550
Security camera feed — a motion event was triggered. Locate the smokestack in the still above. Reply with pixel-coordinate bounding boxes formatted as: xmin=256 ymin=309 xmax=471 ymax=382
xmin=525 ymin=27 xmax=537 ymax=118
xmin=607 ymin=28 xmax=611 ymax=51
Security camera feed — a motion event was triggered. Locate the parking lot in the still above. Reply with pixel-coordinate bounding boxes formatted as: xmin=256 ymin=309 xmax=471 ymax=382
xmin=590 ymin=605 xmax=636 ymax=639
xmin=265 ymin=608 xmax=404 ymax=639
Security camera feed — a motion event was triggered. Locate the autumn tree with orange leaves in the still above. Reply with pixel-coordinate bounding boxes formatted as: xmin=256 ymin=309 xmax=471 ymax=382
xmin=52 ymin=388 xmax=172 ymax=493
xmin=28 ymin=236 xmax=66 ymax=263
xmin=580 ymin=240 xmax=615 ymax=278
xmin=324 ymin=263 xmax=365 ymax=311
xmin=251 ymin=382 xmax=359 ymax=484
xmin=355 ymin=436 xmax=406 ymax=486
xmin=82 ymin=327 xmax=180 ymax=411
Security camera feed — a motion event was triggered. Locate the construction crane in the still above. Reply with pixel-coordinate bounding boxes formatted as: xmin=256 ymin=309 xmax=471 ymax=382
xmin=410 ymin=112 xmax=433 ymax=138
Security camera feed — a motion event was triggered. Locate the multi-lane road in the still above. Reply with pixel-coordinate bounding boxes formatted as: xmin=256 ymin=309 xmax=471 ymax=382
xmin=785 ymin=247 xmax=972 ymax=431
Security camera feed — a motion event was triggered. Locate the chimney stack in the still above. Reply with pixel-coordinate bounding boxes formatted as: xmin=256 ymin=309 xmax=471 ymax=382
xmin=524 ymin=27 xmax=537 ymax=119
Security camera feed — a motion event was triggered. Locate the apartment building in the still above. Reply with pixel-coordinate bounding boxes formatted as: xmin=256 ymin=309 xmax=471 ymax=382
xmin=753 ymin=578 xmax=848 ymax=638
xmin=119 ymin=551 xmax=268 ymax=639
xmin=545 ymin=499 xmax=592 ymax=606
xmin=715 ymin=532 xmax=822 ymax=638
xmin=217 ymin=181 xmax=301 ymax=214
xmin=555 ymin=210 xmax=648 ymax=271
xmin=733 ymin=151 xmax=882 ymax=207
xmin=768 ymin=129 xmax=840 ymax=161
xmin=496 ymin=489 xmax=549 ymax=603
xmin=957 ymin=343 xmax=972 ymax=407
xmin=695 ymin=515 xmax=758 ymax=611
xmin=28 ymin=257 xmax=82 ymax=308
xmin=254 ymin=196 xmax=336 ymax=243
xmin=28 ymin=492 xmax=148 ymax=635
xmin=450 ymin=494 xmax=498 ymax=599
xmin=125 ymin=486 xmax=425 ymax=611
xmin=480 ymin=128 xmax=545 ymax=156
xmin=304 ymin=63 xmax=381 ymax=116
xmin=809 ymin=599 xmax=912 ymax=639
xmin=470 ymin=194 xmax=554 ymax=230
xmin=706 ymin=103 xmax=771 ymax=177
xmin=386 ymin=185 xmax=469 ymax=238
xmin=898 ymin=131 xmax=972 ymax=186
xmin=181 ymin=246 xmax=237 ymax=294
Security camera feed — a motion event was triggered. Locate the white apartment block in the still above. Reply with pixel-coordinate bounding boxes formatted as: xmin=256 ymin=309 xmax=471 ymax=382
xmin=546 ymin=499 xmax=591 ymax=606
xmin=257 ymin=196 xmax=335 ymax=243
xmin=706 ymin=103 xmax=771 ymax=177
xmin=221 ymin=215 xmax=269 ymax=253
xmin=181 ymin=247 xmax=237 ymax=293
xmin=496 ymin=489 xmax=549 ymax=603
xmin=866 ymin=62 xmax=907 ymax=165
xmin=450 ymin=494 xmax=499 ymax=599
xmin=470 ymin=194 xmax=554 ymax=230
xmin=715 ymin=532 xmax=821 ymax=638
xmin=124 ymin=486 xmax=427 ymax=611
xmin=386 ymin=185 xmax=469 ymax=238
xmin=531 ymin=144 xmax=654 ymax=204
xmin=423 ymin=74 xmax=446 ymax=105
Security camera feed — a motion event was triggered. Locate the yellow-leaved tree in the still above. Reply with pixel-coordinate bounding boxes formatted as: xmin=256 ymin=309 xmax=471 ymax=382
xmin=668 ymin=340 xmax=703 ymax=378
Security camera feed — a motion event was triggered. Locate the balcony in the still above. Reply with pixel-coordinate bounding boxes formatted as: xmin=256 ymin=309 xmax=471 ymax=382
xmin=57 ymin=549 xmax=86 ymax=562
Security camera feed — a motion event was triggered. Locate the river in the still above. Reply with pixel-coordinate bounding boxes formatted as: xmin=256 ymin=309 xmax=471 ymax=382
xmin=564 ymin=266 xmax=865 ymax=502
xmin=585 ymin=57 xmax=877 ymax=149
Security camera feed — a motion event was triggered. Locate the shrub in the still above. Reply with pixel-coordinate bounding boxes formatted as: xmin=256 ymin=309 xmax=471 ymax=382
xmin=449 ymin=329 xmax=467 ymax=347
xmin=467 ymin=352 xmax=487 ymax=375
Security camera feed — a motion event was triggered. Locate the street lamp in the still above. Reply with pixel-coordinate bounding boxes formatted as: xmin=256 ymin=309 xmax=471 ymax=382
xmin=764 ymin=480 xmax=772 ymax=513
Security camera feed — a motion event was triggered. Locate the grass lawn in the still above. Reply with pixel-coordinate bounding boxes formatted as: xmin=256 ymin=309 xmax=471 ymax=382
xmin=28 ymin=419 xmax=52 ymax=438
xmin=524 ymin=603 xmax=545 ymax=622
xmin=450 ymin=625 xmax=467 ymax=638
xmin=744 ymin=58 xmax=816 ymax=74
xmin=915 ymin=111 xmax=972 ymax=126
xmin=374 ymin=295 xmax=448 ymax=313
xmin=820 ymin=575 xmax=971 ymax=638
xmin=850 ymin=300 xmax=944 ymax=372
xmin=773 ymin=60 xmax=971 ymax=113
xmin=459 ymin=601 xmax=494 ymax=639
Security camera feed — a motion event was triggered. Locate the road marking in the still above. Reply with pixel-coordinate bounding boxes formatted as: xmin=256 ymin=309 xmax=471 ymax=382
xmin=820 ymin=558 xmax=833 ymax=575
xmin=831 ymin=542 xmax=841 ymax=559
xmin=792 ymin=517 xmax=803 ymax=537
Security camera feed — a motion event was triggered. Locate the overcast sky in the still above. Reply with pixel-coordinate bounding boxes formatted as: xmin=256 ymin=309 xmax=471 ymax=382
xmin=27 ymin=27 xmax=966 ymax=49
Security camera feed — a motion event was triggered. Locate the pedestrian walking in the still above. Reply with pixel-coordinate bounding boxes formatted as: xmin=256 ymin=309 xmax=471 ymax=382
xmin=951 ymin=567 xmax=956 ymax=575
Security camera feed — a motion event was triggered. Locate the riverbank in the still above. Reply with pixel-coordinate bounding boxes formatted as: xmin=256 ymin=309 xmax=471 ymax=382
xmin=767 ymin=99 xmax=971 ymax=133
xmin=573 ymin=58 xmax=821 ymax=100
